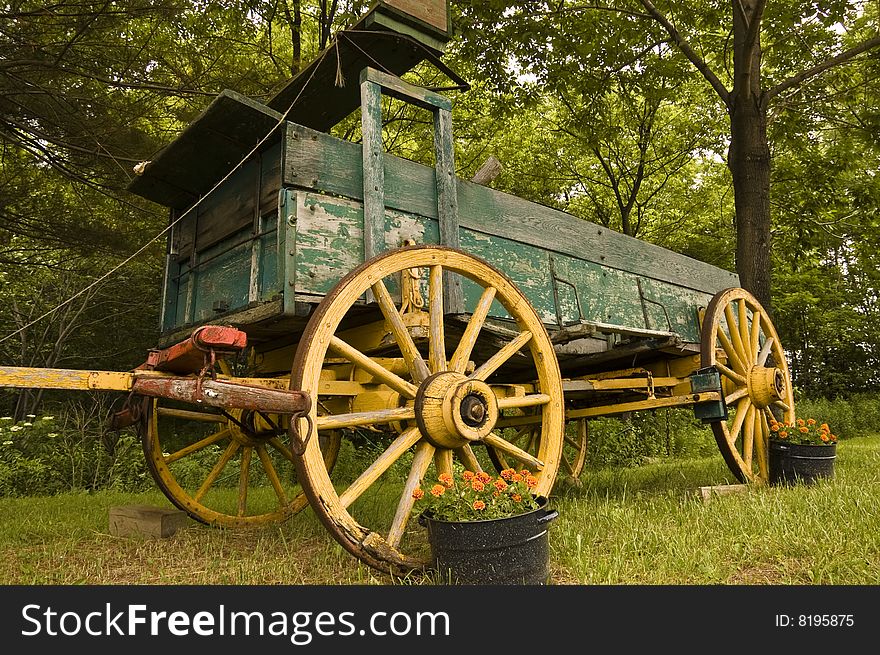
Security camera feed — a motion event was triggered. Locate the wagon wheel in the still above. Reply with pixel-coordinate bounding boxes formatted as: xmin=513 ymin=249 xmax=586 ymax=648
xmin=139 ymin=362 xmax=341 ymax=528
xmin=290 ymin=245 xmax=564 ymax=574
xmin=489 ymin=418 xmax=588 ymax=482
xmin=700 ymin=288 xmax=795 ymax=484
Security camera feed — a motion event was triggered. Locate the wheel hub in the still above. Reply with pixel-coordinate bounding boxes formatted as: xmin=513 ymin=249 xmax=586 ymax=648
xmin=414 ymin=372 xmax=498 ymax=448
xmin=227 ymin=409 xmax=281 ymax=446
xmin=748 ymin=366 xmax=785 ymax=409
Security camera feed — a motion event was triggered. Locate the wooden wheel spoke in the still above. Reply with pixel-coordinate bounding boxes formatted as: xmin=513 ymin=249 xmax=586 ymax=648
xmin=737 ymin=299 xmax=752 ymax=363
xmin=470 ymin=330 xmax=533 ymax=381
xmin=724 ymin=387 xmax=749 ymax=406
xmin=165 ymin=429 xmax=230 ymax=464
xmin=157 ymin=407 xmax=225 ymax=423
xmin=387 ymin=441 xmax=434 ymax=549
xmin=329 ymin=336 xmax=418 ymax=399
xmin=496 ymin=393 xmax=550 ymax=411
xmin=742 ymin=405 xmax=756 ymax=469
xmin=338 ymin=427 xmax=422 ymax=509
xmin=756 ymin=410 xmax=769 ymax=480
xmin=449 ymin=286 xmax=497 ymax=373
xmin=372 ymin=279 xmax=430 ymax=382
xmin=434 ymin=448 xmax=453 ymax=478
xmin=728 ymin=397 xmax=752 ymax=446
xmin=724 ymin=304 xmax=751 ymax=365
xmin=194 ymin=441 xmax=240 ymax=502
xmin=482 ymin=432 xmax=544 ymax=469
xmin=268 ymin=437 xmax=296 ymax=463
xmin=561 ymin=455 xmax=574 ymax=475
xmin=256 ymin=445 xmax=288 ymax=508
xmin=749 ymin=309 xmax=762 ymax=361
xmin=237 ymin=447 xmax=252 ymax=517
xmin=716 ymin=326 xmax=747 ymax=375
xmin=316 ymin=406 xmax=415 ymax=431
xmin=772 ymin=399 xmax=791 ymax=412
xmin=716 ymin=362 xmax=747 ymax=386
xmin=757 ymin=336 xmax=775 ymax=367
xmin=455 ymin=444 xmax=483 ymax=474
xmin=428 ymin=264 xmax=446 ymax=374
xmin=564 ymin=435 xmax=582 ymax=450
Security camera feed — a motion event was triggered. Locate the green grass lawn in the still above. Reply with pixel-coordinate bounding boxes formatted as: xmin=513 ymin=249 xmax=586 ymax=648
xmin=2 ymin=435 xmax=879 ymax=585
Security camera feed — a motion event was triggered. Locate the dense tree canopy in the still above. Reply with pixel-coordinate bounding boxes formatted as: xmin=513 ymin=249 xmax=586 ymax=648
xmin=0 ymin=0 xmax=877 ymax=418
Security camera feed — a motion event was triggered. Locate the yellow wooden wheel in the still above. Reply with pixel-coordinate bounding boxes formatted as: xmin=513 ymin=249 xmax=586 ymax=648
xmin=290 ymin=246 xmax=565 ymax=574
xmin=139 ymin=362 xmax=341 ymax=527
xmin=489 ymin=418 xmax=588 ymax=482
xmin=700 ymin=288 xmax=795 ymax=484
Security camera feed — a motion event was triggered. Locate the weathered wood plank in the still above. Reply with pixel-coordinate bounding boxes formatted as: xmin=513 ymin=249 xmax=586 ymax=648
xmin=282 ymin=122 xmax=740 ymax=294
xmin=360 ymin=79 xmax=386 ymax=261
xmin=109 ymin=505 xmax=191 ymax=538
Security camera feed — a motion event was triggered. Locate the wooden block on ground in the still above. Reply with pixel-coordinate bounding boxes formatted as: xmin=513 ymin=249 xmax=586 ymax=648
xmin=697 ymin=484 xmax=751 ymax=504
xmin=109 ymin=504 xmax=191 ymax=538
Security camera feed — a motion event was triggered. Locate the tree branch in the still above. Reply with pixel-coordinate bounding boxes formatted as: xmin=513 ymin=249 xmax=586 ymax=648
xmin=638 ymin=0 xmax=730 ymax=106
xmin=766 ymin=35 xmax=880 ymax=103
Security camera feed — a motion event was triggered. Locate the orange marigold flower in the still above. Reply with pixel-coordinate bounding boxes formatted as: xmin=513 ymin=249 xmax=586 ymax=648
xmin=821 ymin=424 xmax=830 ymax=431
xmin=493 ymin=490 xmax=500 ymax=497
xmin=779 ymin=431 xmax=788 ymax=438
xmin=430 ymin=484 xmax=446 ymax=497
xmin=520 ymin=469 xmax=530 ymax=477
xmin=771 ymin=423 xmax=779 ymax=432
xmin=830 ymin=434 xmax=838 ymax=441
xmin=512 ymin=473 xmax=524 ymax=483
xmin=463 ymin=470 xmax=476 ymax=481
xmin=799 ymin=426 xmax=809 ymax=433
xmin=477 ymin=471 xmax=491 ymax=483
xmin=512 ymin=494 xmax=522 ymax=503
xmin=807 ymin=418 xmax=816 ymax=425
xmin=439 ymin=473 xmax=453 ymax=488
xmin=526 ymin=475 xmax=538 ymax=489
xmin=494 ymin=479 xmax=508 ymax=491
xmin=797 ymin=418 xmax=806 ymax=427
xmin=473 ymin=500 xmax=486 ymax=511
xmin=471 ymin=480 xmax=485 ymax=492
xmin=821 ymin=434 xmax=829 ymax=442
xmin=500 ymin=468 xmax=515 ymax=480
xmin=412 ymin=488 xmax=424 ymax=500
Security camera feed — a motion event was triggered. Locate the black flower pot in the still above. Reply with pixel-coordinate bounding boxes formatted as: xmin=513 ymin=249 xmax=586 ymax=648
xmin=769 ymin=441 xmax=836 ymax=486
xmin=419 ymin=497 xmax=558 ymax=585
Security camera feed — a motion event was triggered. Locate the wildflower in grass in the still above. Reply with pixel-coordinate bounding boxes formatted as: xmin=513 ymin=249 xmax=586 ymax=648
xmin=10 ymin=425 xmax=22 ymax=432
xmin=2 ymin=440 xmax=12 ymax=446
xmin=47 ymin=433 xmax=58 ymax=438
xmin=26 ymin=414 xmax=36 ymax=419
xmin=0 ymin=417 xmax=12 ymax=421
xmin=42 ymin=416 xmax=54 ymax=421
xmin=22 ymin=422 xmax=32 ymax=427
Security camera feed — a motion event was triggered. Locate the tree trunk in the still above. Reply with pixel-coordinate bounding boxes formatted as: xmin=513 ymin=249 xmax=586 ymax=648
xmin=728 ymin=98 xmax=772 ymax=313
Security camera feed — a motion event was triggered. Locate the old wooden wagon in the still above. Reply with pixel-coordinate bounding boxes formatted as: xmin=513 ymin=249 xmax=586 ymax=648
xmin=0 ymin=1 xmax=794 ymax=574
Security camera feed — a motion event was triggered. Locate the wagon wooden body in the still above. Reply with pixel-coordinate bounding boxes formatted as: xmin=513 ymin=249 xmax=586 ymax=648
xmin=0 ymin=0 xmax=795 ymax=575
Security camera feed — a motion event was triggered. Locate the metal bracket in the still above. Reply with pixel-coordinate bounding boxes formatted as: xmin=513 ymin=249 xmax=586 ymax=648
xmin=636 ymin=278 xmax=673 ymax=332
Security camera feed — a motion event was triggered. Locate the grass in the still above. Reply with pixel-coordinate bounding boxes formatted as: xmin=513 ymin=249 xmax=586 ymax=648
xmin=2 ymin=435 xmax=879 ymax=585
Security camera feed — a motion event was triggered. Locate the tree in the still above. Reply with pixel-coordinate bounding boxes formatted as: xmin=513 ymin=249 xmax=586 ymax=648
xmin=635 ymin=0 xmax=880 ymax=311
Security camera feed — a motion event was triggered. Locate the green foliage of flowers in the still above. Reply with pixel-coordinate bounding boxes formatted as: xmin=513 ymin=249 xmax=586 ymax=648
xmin=413 ymin=469 xmax=539 ymax=522
xmin=0 ymin=411 xmax=150 ymax=497
xmin=769 ymin=417 xmax=838 ymax=446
